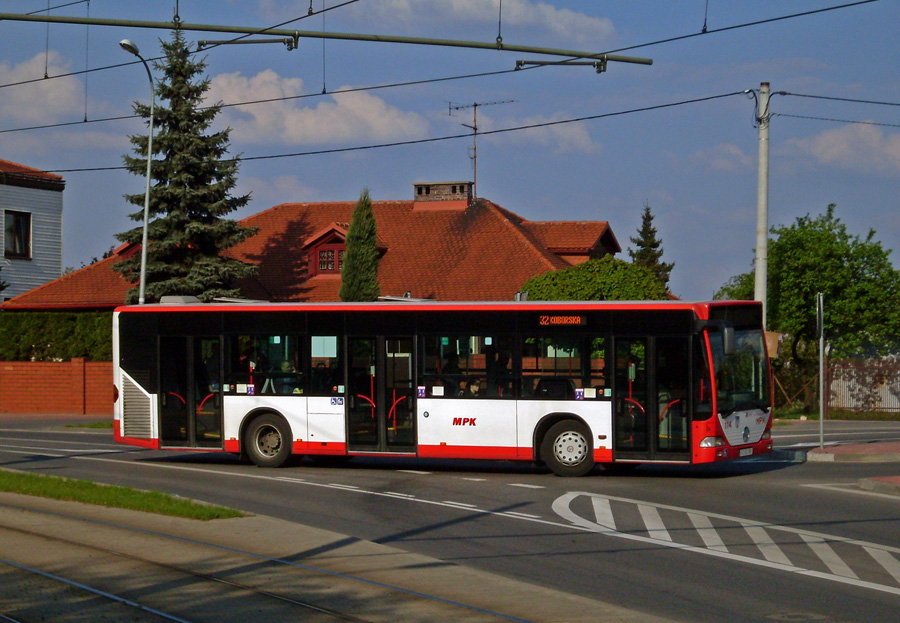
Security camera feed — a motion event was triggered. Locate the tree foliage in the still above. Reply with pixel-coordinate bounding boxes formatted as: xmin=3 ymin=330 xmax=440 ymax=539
xmin=339 ymin=189 xmax=381 ymax=302
xmin=114 ymin=29 xmax=257 ymax=303
xmin=628 ymin=203 xmax=674 ymax=289
xmin=521 ymin=255 xmax=669 ymax=301
xmin=716 ymin=204 xmax=900 ymax=361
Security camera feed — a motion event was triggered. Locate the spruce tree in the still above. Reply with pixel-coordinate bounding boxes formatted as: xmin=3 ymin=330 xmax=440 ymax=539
xmin=628 ymin=203 xmax=674 ymax=290
xmin=339 ymin=189 xmax=381 ymax=302
xmin=114 ymin=29 xmax=257 ymax=303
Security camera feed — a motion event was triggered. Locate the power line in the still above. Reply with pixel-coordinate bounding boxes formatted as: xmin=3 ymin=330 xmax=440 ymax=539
xmin=599 ymin=0 xmax=882 ymax=57
xmin=0 ymin=67 xmax=519 ymax=134
xmin=44 ymin=90 xmax=748 ymax=173
xmin=779 ymin=92 xmax=900 ymax=108
xmin=773 ymin=113 xmax=900 ymax=128
xmin=0 ymin=1 xmax=359 ymax=91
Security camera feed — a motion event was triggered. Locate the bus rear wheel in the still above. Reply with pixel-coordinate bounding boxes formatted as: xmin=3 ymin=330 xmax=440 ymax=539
xmin=542 ymin=420 xmax=595 ymax=477
xmin=245 ymin=414 xmax=292 ymax=468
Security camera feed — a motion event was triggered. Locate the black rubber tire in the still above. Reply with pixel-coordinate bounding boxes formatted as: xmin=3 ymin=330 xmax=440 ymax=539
xmin=244 ymin=414 xmax=292 ymax=468
xmin=541 ymin=420 xmax=595 ymax=477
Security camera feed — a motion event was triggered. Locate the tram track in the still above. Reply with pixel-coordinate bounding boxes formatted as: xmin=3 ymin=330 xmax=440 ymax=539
xmin=0 ymin=500 xmax=544 ymax=623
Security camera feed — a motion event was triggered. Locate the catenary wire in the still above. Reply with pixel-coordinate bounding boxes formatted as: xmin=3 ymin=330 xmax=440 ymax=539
xmin=45 ymin=90 xmax=748 ymax=173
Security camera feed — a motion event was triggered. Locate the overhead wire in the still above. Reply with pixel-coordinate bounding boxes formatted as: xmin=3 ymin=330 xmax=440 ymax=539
xmin=44 ymin=90 xmax=749 ymax=173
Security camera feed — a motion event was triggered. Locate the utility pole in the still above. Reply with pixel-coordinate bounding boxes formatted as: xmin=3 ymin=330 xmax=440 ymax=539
xmin=449 ymin=100 xmax=513 ymax=198
xmin=754 ymin=82 xmax=770 ymax=326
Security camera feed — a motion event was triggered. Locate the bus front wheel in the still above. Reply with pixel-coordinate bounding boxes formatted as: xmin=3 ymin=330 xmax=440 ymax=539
xmin=542 ymin=420 xmax=595 ymax=477
xmin=245 ymin=414 xmax=292 ymax=468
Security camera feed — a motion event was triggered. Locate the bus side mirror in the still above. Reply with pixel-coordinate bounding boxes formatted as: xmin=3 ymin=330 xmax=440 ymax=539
xmin=722 ymin=326 xmax=736 ymax=355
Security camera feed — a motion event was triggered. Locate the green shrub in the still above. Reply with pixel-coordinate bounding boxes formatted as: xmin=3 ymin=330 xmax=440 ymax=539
xmin=0 ymin=312 xmax=112 ymax=361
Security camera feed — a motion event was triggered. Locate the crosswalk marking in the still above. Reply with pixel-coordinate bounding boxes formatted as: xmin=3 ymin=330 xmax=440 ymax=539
xmin=688 ymin=513 xmax=728 ymax=553
xmin=591 ymin=497 xmax=616 ymax=531
xmin=865 ymin=546 xmax=900 ymax=584
xmin=744 ymin=525 xmax=793 ymax=566
xmin=800 ymin=534 xmax=858 ymax=579
xmin=553 ymin=491 xmax=900 ymax=598
xmin=638 ymin=504 xmax=671 ymax=541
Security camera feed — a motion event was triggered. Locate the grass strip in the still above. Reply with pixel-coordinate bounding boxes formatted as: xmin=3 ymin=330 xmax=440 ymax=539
xmin=0 ymin=469 xmax=244 ymax=520
xmin=65 ymin=421 xmax=114 ymax=429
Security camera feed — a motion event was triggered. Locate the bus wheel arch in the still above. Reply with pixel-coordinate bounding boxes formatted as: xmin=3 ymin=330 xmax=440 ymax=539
xmin=242 ymin=410 xmax=293 ymax=468
xmin=538 ymin=416 xmax=595 ymax=477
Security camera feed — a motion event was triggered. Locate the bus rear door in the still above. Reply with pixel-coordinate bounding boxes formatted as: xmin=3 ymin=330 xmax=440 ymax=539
xmin=159 ymin=336 xmax=223 ymax=449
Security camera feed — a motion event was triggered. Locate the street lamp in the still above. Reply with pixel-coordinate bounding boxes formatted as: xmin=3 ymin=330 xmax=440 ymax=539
xmin=119 ymin=39 xmax=154 ymax=305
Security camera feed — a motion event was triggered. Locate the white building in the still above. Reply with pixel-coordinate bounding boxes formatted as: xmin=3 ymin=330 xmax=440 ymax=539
xmin=1 ymin=159 xmax=64 ymax=301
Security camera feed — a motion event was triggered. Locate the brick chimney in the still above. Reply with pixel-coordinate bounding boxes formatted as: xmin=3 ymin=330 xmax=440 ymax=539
xmin=412 ymin=181 xmax=473 ymax=211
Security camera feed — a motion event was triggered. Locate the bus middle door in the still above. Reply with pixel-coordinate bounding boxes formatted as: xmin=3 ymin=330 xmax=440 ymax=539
xmin=347 ymin=336 xmax=415 ymax=453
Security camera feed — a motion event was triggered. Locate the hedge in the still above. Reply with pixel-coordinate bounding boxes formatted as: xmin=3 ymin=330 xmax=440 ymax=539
xmin=0 ymin=312 xmax=112 ymax=362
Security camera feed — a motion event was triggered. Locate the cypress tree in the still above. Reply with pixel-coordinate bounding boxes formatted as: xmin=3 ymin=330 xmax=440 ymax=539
xmin=628 ymin=203 xmax=674 ymax=290
xmin=114 ymin=29 xmax=257 ymax=303
xmin=339 ymin=189 xmax=381 ymax=302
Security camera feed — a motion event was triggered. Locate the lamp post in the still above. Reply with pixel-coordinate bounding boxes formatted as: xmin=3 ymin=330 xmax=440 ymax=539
xmin=119 ymin=39 xmax=154 ymax=305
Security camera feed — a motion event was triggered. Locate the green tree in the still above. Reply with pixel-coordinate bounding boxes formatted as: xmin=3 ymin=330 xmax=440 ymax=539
xmin=339 ymin=189 xmax=381 ymax=302
xmin=114 ymin=29 xmax=257 ymax=303
xmin=628 ymin=202 xmax=674 ymax=289
xmin=716 ymin=204 xmax=900 ymax=362
xmin=521 ymin=255 xmax=668 ymax=301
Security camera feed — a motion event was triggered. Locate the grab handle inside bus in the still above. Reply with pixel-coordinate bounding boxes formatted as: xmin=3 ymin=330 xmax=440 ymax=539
xmin=694 ymin=320 xmax=735 ymax=355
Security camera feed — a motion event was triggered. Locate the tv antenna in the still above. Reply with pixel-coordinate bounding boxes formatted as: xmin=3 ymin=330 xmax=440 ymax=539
xmin=449 ymin=99 xmax=514 ymax=198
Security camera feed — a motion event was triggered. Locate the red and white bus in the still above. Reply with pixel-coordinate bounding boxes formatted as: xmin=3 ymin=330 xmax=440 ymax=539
xmin=113 ymin=299 xmax=773 ymax=476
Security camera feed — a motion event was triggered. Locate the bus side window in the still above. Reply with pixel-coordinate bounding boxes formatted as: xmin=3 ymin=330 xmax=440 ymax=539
xmin=226 ymin=335 xmax=303 ymax=395
xmin=521 ymin=336 xmax=586 ymax=399
xmin=310 ymin=335 xmax=342 ymax=395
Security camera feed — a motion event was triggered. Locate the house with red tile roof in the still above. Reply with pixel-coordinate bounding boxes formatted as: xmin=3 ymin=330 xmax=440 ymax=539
xmin=1 ymin=159 xmax=65 ymax=300
xmin=1 ymin=181 xmax=620 ymax=310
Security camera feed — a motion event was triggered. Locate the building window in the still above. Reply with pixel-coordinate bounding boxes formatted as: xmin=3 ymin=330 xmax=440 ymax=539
xmin=4 ymin=210 xmax=31 ymax=259
xmin=317 ymin=245 xmax=345 ymax=273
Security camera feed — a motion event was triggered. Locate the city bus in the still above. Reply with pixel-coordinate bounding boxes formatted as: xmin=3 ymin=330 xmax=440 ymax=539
xmin=112 ymin=299 xmax=773 ymax=476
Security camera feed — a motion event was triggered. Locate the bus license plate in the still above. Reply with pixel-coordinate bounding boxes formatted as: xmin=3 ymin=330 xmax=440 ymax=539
xmin=739 ymin=447 xmax=753 ymax=457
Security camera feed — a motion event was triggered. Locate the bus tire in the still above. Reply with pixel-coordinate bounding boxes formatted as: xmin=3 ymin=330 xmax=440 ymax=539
xmin=245 ymin=414 xmax=292 ymax=468
xmin=541 ymin=420 xmax=594 ymax=477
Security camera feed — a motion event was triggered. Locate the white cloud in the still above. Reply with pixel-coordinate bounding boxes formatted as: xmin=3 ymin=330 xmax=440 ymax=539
xmin=207 ymin=70 xmax=429 ymax=145
xmin=499 ymin=114 xmax=599 ymax=154
xmin=0 ymin=52 xmax=83 ymax=125
xmin=786 ymin=123 xmax=900 ymax=176
xmin=260 ymin=0 xmax=616 ymax=46
xmin=689 ymin=143 xmax=754 ymax=172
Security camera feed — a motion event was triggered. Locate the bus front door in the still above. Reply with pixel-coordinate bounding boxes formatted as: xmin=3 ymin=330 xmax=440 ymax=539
xmin=613 ymin=337 xmax=690 ymax=461
xmin=158 ymin=336 xmax=223 ymax=449
xmin=347 ymin=336 xmax=416 ymax=453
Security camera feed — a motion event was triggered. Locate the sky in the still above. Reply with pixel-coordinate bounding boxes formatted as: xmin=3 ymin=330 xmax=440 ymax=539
xmin=1 ymin=0 xmax=898 ymax=301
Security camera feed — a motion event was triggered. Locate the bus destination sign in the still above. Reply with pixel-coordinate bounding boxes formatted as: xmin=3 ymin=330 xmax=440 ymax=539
xmin=539 ymin=314 xmax=587 ymax=327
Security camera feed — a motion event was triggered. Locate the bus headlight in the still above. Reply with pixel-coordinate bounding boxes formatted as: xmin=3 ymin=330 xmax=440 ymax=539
xmin=699 ymin=436 xmax=726 ymax=448
xmin=761 ymin=430 xmax=771 ymax=440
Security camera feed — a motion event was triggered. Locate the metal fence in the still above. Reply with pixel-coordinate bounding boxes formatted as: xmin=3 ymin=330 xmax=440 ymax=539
xmin=828 ymin=360 xmax=900 ymax=412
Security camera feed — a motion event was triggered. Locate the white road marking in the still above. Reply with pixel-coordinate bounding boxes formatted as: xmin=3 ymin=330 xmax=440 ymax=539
xmin=743 ymin=525 xmax=793 ymax=566
xmin=638 ymin=504 xmax=671 ymax=541
xmin=508 ymin=483 xmax=544 ymax=489
xmin=800 ymin=533 xmax=859 ymax=579
xmin=688 ymin=512 xmax=728 ymax=553
xmin=864 ymin=546 xmax=900 ymax=585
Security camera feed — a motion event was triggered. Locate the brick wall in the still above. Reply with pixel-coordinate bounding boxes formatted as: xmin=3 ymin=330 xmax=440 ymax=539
xmin=0 ymin=359 xmax=113 ymax=416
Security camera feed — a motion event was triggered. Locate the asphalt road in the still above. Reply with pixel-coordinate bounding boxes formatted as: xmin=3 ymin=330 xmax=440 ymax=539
xmin=1 ymin=418 xmax=899 ymax=623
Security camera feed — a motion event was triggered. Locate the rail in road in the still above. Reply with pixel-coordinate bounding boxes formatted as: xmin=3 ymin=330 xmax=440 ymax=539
xmin=0 ymin=499 xmax=553 ymax=623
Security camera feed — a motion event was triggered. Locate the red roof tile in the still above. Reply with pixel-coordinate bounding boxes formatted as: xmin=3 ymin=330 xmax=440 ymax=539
xmin=2 ymin=197 xmax=619 ymax=309
xmin=0 ymin=158 xmax=64 ymax=191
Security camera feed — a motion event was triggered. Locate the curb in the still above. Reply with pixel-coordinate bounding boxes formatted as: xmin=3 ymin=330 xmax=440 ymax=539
xmin=859 ymin=477 xmax=900 ymax=495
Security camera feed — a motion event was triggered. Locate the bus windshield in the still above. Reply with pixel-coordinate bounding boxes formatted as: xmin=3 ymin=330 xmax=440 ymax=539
xmin=710 ymin=328 xmax=770 ymax=415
